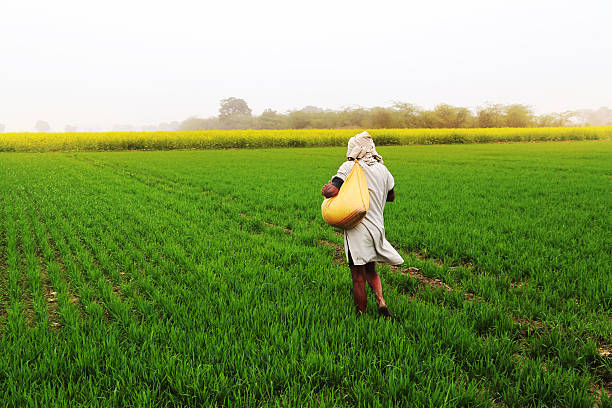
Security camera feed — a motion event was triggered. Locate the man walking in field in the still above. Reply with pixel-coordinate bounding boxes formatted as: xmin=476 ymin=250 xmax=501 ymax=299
xmin=321 ymin=131 xmax=403 ymax=317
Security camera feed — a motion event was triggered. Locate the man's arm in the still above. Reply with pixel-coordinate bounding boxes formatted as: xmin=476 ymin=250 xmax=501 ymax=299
xmin=321 ymin=176 xmax=344 ymax=198
xmin=322 ymin=162 xmax=353 ymax=198
xmin=331 ymin=176 xmax=344 ymax=190
xmin=386 ymin=168 xmax=395 ymax=202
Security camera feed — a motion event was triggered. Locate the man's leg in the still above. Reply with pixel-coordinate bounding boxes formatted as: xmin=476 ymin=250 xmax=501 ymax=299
xmin=365 ymin=262 xmax=391 ymax=317
xmin=350 ymin=265 xmax=367 ymax=314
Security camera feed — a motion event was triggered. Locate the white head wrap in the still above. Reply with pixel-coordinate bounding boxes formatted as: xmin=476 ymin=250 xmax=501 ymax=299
xmin=346 ymin=131 xmax=383 ymax=166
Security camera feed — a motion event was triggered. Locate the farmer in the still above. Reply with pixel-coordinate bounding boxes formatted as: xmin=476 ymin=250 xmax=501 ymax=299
xmin=321 ymin=131 xmax=403 ymax=317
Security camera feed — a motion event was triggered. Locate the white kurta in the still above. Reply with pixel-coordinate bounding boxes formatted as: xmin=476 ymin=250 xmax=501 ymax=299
xmin=334 ymin=159 xmax=404 ymax=266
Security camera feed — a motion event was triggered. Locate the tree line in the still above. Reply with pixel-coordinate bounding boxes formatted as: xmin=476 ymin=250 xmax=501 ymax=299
xmin=2 ymin=102 xmax=610 ymax=133
xmin=178 ymin=98 xmax=609 ymax=131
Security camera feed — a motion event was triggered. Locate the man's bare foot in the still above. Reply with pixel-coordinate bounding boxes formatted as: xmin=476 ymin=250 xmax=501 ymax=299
xmin=376 ymin=297 xmax=387 ymax=309
xmin=376 ymin=297 xmax=392 ymax=318
xmin=378 ymin=305 xmax=392 ymax=319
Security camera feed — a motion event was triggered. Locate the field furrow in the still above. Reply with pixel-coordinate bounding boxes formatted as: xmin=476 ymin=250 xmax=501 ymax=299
xmin=0 ymin=194 xmax=9 ymax=333
xmin=3 ymin=190 xmax=28 ymax=337
xmin=29 ymin=172 xmax=168 ymax=324
xmin=22 ymin=187 xmax=84 ymax=330
xmin=19 ymin=181 xmax=108 ymax=328
xmin=12 ymin=191 xmax=39 ymax=329
xmin=19 ymin=189 xmax=55 ymax=331
xmin=25 ymin=183 xmax=131 ymax=326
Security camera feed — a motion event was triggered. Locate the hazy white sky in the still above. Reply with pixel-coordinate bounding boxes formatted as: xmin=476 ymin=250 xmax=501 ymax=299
xmin=1 ymin=0 xmax=611 ymax=131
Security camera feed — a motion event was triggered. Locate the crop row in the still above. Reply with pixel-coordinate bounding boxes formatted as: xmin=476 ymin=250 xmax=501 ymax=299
xmin=0 ymin=126 xmax=610 ymax=152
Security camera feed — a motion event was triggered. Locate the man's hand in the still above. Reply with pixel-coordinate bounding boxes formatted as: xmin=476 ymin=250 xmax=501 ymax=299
xmin=321 ymin=180 xmax=339 ymax=198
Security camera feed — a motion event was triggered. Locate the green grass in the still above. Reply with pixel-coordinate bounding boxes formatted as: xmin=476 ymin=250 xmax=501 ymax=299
xmin=0 ymin=141 xmax=610 ymax=407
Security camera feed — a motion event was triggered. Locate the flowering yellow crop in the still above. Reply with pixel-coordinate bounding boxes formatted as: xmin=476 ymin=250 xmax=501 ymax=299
xmin=0 ymin=127 xmax=609 ymax=153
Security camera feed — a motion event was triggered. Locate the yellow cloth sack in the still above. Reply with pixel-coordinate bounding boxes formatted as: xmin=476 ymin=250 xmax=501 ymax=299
xmin=321 ymin=161 xmax=370 ymax=229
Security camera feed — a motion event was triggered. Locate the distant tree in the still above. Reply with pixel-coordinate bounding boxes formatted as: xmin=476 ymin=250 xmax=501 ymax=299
xmin=180 ymin=101 xmax=585 ymax=130
xmin=257 ymin=109 xmax=286 ymax=129
xmin=179 ymin=116 xmax=221 ymax=131
xmin=337 ymin=106 xmax=368 ymax=128
xmin=536 ymin=111 xmax=574 ymax=127
xmin=369 ymin=108 xmax=393 ymax=128
xmin=416 ymin=110 xmax=438 ymax=128
xmin=0 ymin=123 xmax=5 ymax=133
xmin=477 ymin=103 xmax=506 ymax=128
xmin=557 ymin=111 xmax=575 ymax=126
xmin=391 ymin=102 xmax=421 ymax=128
xmin=504 ymin=104 xmax=534 ymax=127
xmin=292 ymin=107 xmax=337 ymax=128
xmin=536 ymin=115 xmax=554 ymax=127
xmin=179 ymin=117 xmax=205 ymax=131
xmin=309 ymin=111 xmax=338 ymax=128
xmin=457 ymin=107 xmax=475 ymax=127
xmin=287 ymin=110 xmax=311 ymax=129
xmin=35 ymin=120 xmax=50 ymax=132
xmin=432 ymin=104 xmax=474 ymax=128
xmin=219 ymin=97 xmax=252 ymax=120
xmin=222 ymin=114 xmax=253 ymax=129
xmin=64 ymin=125 xmax=77 ymax=132
xmin=218 ymin=97 xmax=253 ymax=129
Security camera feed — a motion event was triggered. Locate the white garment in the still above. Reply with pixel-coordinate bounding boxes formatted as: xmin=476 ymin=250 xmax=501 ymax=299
xmin=334 ymin=159 xmax=404 ymax=266
xmin=346 ymin=131 xmax=383 ymax=165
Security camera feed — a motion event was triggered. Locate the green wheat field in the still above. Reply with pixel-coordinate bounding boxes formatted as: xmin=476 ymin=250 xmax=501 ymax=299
xmin=0 ymin=140 xmax=610 ymax=407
